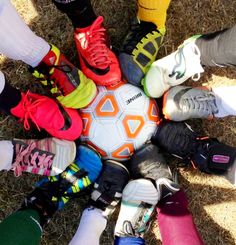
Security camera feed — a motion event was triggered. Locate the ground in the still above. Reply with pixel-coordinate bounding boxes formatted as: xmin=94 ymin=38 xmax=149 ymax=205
xmin=0 ymin=0 xmax=236 ymax=244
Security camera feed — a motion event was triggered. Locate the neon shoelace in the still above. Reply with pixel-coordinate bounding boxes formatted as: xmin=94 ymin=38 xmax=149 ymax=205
xmin=12 ymin=142 xmax=53 ymax=177
xmin=78 ymin=18 xmax=111 ymax=67
xmin=20 ymin=91 xmax=48 ymax=131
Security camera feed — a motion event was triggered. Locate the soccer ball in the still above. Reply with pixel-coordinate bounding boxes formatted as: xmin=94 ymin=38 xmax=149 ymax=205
xmin=80 ymin=82 xmax=159 ymax=161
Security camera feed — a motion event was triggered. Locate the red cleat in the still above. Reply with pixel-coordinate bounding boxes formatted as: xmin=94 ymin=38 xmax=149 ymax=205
xmin=30 ymin=44 xmax=97 ymax=109
xmin=74 ymin=16 xmax=121 ymax=86
xmin=11 ymin=92 xmax=82 ymax=140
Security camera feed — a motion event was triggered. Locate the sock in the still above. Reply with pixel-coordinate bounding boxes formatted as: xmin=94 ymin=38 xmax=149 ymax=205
xmin=137 ymin=0 xmax=171 ymax=29
xmin=195 ymin=25 xmax=236 ymax=67
xmin=69 ymin=207 xmax=107 ymax=245
xmin=157 ymin=189 xmax=203 ymax=245
xmin=0 ymin=70 xmax=5 ymax=94
xmin=0 ymin=0 xmax=50 ymax=67
xmin=0 ymin=140 xmax=14 ymax=171
xmin=212 ymin=86 xmax=236 ymax=117
xmin=0 ymin=72 xmax=22 ymax=115
xmin=53 ymin=0 xmax=97 ymax=28
xmin=0 ymin=209 xmax=42 ymax=245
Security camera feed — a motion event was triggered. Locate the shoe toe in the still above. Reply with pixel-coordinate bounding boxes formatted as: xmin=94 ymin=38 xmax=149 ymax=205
xmin=122 ymin=179 xmax=159 ymax=205
xmin=143 ymin=65 xmax=169 ymax=98
xmin=47 ymin=107 xmax=83 ymax=141
xmin=75 ymin=144 xmax=103 ymax=182
xmin=119 ymin=53 xmax=144 ymax=86
xmin=100 ymin=66 xmax=121 ymax=86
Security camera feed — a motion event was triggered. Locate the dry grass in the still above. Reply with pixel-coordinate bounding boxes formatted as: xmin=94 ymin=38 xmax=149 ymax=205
xmin=0 ymin=0 xmax=236 ymax=244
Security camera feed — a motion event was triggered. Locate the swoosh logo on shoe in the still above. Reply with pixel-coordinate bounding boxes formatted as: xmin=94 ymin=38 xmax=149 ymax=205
xmin=60 ymin=62 xmax=81 ymax=87
xmin=168 ymin=48 xmax=186 ymax=80
xmin=80 ymin=55 xmax=110 ymax=76
xmin=173 ymin=88 xmax=192 ymax=110
xmin=58 ymin=104 xmax=72 ymax=131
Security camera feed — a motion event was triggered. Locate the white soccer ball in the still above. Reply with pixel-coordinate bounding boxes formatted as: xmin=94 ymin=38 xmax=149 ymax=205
xmin=80 ymin=82 xmax=159 ymax=161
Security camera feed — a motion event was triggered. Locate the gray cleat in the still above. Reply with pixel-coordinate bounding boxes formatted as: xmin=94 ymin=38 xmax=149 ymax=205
xmin=163 ymin=86 xmax=219 ymax=121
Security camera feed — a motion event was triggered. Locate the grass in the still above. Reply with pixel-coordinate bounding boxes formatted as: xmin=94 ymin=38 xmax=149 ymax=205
xmin=0 ymin=0 xmax=236 ymax=244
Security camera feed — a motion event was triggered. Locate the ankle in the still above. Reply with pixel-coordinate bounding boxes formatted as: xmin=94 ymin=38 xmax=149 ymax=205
xmin=0 ymin=140 xmax=14 ymax=171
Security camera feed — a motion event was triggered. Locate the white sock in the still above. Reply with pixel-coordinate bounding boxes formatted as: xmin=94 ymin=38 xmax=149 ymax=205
xmin=212 ymin=86 xmax=236 ymax=117
xmin=0 ymin=71 xmax=6 ymax=94
xmin=0 ymin=140 xmax=14 ymax=171
xmin=69 ymin=207 xmax=107 ymax=245
xmin=0 ymin=0 xmax=50 ymax=67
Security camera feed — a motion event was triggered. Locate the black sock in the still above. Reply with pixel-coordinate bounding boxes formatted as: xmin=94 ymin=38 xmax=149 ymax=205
xmin=0 ymin=81 xmax=22 ymax=115
xmin=53 ymin=0 xmax=97 ymax=28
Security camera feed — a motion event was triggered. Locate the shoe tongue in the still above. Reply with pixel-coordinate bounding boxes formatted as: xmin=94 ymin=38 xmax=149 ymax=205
xmin=76 ymin=16 xmax=109 ymax=67
xmin=90 ymin=15 xmax=103 ymax=29
xmin=139 ymin=21 xmax=157 ymax=31
xmin=77 ymin=16 xmax=104 ymax=33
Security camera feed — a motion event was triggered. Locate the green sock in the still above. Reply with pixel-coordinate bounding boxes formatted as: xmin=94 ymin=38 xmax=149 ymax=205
xmin=0 ymin=209 xmax=42 ymax=245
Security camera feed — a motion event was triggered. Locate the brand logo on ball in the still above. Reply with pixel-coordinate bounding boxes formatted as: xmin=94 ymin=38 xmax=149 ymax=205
xmin=126 ymin=92 xmax=142 ymax=105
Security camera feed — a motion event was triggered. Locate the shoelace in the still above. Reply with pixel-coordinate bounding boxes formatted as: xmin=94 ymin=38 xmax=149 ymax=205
xmin=175 ymin=136 xmax=210 ymax=169
xmin=181 ymin=92 xmax=218 ymax=116
xmin=122 ymin=21 xmax=159 ymax=55
xmin=78 ymin=19 xmax=110 ymax=67
xmin=30 ymin=63 xmax=74 ymax=96
xmin=20 ymin=91 xmax=47 ymax=131
xmin=121 ymin=203 xmax=154 ymax=237
xmin=12 ymin=142 xmax=53 ymax=177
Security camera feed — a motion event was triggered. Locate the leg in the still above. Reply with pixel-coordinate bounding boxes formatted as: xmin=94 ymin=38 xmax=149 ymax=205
xmin=138 ymin=0 xmax=171 ymax=30
xmin=0 ymin=1 xmax=96 ymax=108
xmin=0 ymin=137 xmax=76 ymax=177
xmin=161 ymin=85 xmax=236 ymax=122
xmin=0 ymin=0 xmax=49 ymax=67
xmin=0 ymin=145 xmax=102 ymax=245
xmin=69 ymin=160 xmax=130 ymax=245
xmin=119 ymin=0 xmax=171 ymax=86
xmin=0 ymin=140 xmax=14 ymax=171
xmin=143 ymin=25 xmax=236 ymax=99
xmin=114 ymin=179 xmax=158 ymax=244
xmin=157 ymin=189 xmax=204 ymax=245
xmin=114 ymin=143 xmax=180 ymax=243
xmin=152 ymin=121 xmax=236 ymax=186
xmin=0 ymin=71 xmax=83 ymax=140
xmin=196 ymin=25 xmax=236 ymax=67
xmin=53 ymin=0 xmax=121 ymax=86
xmin=69 ymin=207 xmax=107 ymax=245
xmin=212 ymin=86 xmax=236 ymax=117
xmin=0 ymin=209 xmax=42 ymax=245
xmin=52 ymin=0 xmax=96 ymax=28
